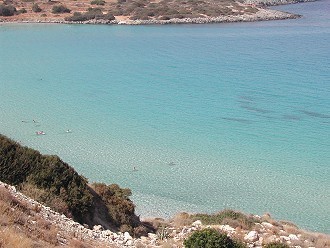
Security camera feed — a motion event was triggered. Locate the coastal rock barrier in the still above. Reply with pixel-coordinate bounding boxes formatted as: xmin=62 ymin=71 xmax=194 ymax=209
xmin=1 ymin=181 xmax=329 ymax=247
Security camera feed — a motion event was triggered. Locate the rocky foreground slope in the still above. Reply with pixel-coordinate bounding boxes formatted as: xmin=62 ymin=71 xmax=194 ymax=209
xmin=1 ymin=180 xmax=329 ymax=248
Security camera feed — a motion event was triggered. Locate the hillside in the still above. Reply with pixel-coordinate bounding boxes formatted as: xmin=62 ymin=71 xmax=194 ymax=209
xmin=1 ymin=180 xmax=330 ymax=247
xmin=0 ymin=134 xmax=150 ymax=236
xmin=0 ymin=0 xmax=303 ymax=24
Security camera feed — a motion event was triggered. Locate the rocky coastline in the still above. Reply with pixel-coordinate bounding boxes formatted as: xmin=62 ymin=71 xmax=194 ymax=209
xmin=1 ymin=180 xmax=329 ymax=247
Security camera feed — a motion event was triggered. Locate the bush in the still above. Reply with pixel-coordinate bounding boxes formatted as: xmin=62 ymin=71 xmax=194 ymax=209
xmin=52 ymin=5 xmax=71 ymax=14
xmin=65 ymin=12 xmax=88 ymax=21
xmin=0 ymin=135 xmax=92 ymax=223
xmin=184 ymin=228 xmax=242 ymax=248
xmin=92 ymin=183 xmax=138 ymax=228
xmin=0 ymin=4 xmax=16 ymax=16
xmin=191 ymin=209 xmax=259 ymax=229
xmin=263 ymin=242 xmax=290 ymax=248
xmin=91 ymin=0 xmax=105 ymax=5
xmin=32 ymin=3 xmax=42 ymax=13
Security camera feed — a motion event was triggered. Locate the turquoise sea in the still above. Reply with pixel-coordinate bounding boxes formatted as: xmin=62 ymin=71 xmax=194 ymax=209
xmin=0 ymin=0 xmax=329 ymax=233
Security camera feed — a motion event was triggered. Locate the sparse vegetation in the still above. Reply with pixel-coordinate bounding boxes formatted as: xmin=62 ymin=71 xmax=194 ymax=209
xmin=52 ymin=5 xmax=71 ymax=14
xmin=91 ymin=0 xmax=105 ymax=5
xmin=190 ymin=209 xmax=260 ymax=229
xmin=263 ymin=242 xmax=290 ymax=248
xmin=184 ymin=228 xmax=246 ymax=248
xmin=32 ymin=3 xmax=42 ymax=12
xmin=0 ymin=4 xmax=16 ymax=16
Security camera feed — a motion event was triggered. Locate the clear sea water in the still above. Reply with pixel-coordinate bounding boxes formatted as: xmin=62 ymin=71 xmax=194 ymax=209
xmin=0 ymin=0 xmax=329 ymax=233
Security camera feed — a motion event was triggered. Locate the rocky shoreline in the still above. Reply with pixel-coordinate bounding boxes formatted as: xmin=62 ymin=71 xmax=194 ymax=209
xmin=0 ymin=8 xmax=300 ymax=25
xmin=1 ymin=181 xmax=329 ymax=247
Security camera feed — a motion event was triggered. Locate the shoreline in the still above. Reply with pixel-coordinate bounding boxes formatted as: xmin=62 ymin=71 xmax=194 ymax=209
xmin=1 ymin=8 xmax=300 ymax=25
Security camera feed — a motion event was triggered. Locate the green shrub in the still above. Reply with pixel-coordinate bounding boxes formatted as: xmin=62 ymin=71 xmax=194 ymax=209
xmin=184 ymin=228 xmax=241 ymax=248
xmin=91 ymin=0 xmax=105 ymax=5
xmin=65 ymin=12 xmax=88 ymax=21
xmin=0 ymin=4 xmax=16 ymax=16
xmin=92 ymin=183 xmax=138 ymax=228
xmin=191 ymin=209 xmax=259 ymax=229
xmin=264 ymin=242 xmax=290 ymax=248
xmin=32 ymin=3 xmax=42 ymax=13
xmin=0 ymin=135 xmax=92 ymax=223
xmin=52 ymin=5 xmax=71 ymax=14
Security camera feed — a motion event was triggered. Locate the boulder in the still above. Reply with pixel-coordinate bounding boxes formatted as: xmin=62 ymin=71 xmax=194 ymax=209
xmin=244 ymin=231 xmax=259 ymax=242
xmin=93 ymin=225 xmax=103 ymax=231
xmin=262 ymin=222 xmax=274 ymax=229
xmin=124 ymin=231 xmax=132 ymax=241
xmin=289 ymin=234 xmax=299 ymax=240
xmin=192 ymin=220 xmax=202 ymax=227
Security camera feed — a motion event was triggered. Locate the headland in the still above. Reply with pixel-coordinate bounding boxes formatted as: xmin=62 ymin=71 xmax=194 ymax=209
xmin=0 ymin=0 xmax=314 ymax=25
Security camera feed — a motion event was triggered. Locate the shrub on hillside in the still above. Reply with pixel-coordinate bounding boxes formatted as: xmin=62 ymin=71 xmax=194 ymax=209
xmin=91 ymin=0 xmax=105 ymax=5
xmin=263 ymin=242 xmax=290 ymax=248
xmin=52 ymin=5 xmax=71 ymax=14
xmin=92 ymin=183 xmax=139 ymax=229
xmin=0 ymin=4 xmax=16 ymax=16
xmin=184 ymin=228 xmax=245 ymax=248
xmin=32 ymin=3 xmax=42 ymax=13
xmin=0 ymin=135 xmax=92 ymax=223
xmin=0 ymin=134 xmax=142 ymax=231
xmin=191 ymin=209 xmax=259 ymax=229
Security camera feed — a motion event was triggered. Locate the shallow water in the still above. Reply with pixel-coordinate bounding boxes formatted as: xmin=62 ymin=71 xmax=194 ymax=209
xmin=0 ymin=0 xmax=329 ymax=233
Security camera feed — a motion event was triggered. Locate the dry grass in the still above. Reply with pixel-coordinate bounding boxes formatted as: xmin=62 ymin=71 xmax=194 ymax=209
xmin=172 ymin=212 xmax=192 ymax=227
xmin=0 ymin=227 xmax=34 ymax=248
xmin=0 ymin=185 xmax=58 ymax=247
xmin=0 ymin=184 xmax=121 ymax=248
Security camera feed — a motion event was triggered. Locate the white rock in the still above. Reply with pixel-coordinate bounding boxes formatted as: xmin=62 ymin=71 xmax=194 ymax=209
xmin=220 ymin=225 xmax=235 ymax=233
xmin=103 ymin=230 xmax=113 ymax=236
xmin=289 ymin=234 xmax=299 ymax=240
xmin=126 ymin=240 xmax=133 ymax=246
xmin=192 ymin=220 xmax=202 ymax=227
xmin=244 ymin=231 xmax=259 ymax=242
xmin=280 ymin=236 xmax=290 ymax=241
xmin=148 ymin=233 xmax=157 ymax=240
xmin=93 ymin=225 xmax=103 ymax=231
xmin=124 ymin=231 xmax=132 ymax=240
xmin=262 ymin=222 xmax=274 ymax=229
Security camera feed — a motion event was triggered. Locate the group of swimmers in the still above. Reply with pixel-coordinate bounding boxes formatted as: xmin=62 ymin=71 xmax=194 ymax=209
xmin=22 ymin=119 xmax=72 ymax=136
